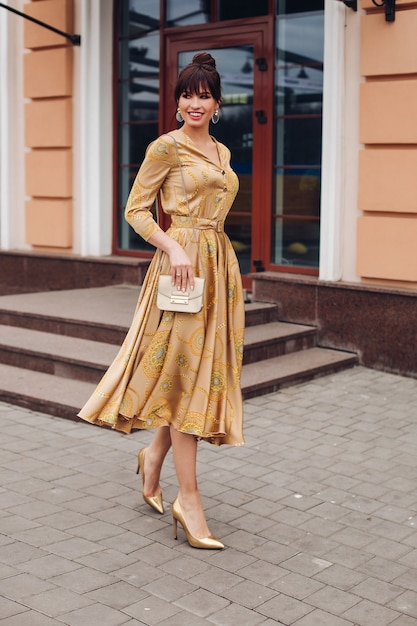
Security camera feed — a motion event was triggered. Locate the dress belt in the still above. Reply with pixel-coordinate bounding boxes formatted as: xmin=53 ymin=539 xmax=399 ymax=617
xmin=171 ymin=216 xmax=224 ymax=233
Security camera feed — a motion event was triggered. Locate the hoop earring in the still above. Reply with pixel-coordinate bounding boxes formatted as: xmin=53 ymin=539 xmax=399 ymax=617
xmin=211 ymin=110 xmax=220 ymax=125
xmin=176 ymin=108 xmax=184 ymax=123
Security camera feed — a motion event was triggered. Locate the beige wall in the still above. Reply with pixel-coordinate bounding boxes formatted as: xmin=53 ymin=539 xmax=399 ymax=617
xmin=18 ymin=0 xmax=417 ymax=287
xmin=357 ymin=0 xmax=417 ymax=287
xmin=23 ymin=0 xmax=74 ymax=249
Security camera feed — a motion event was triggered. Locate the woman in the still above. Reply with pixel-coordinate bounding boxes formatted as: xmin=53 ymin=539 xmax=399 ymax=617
xmin=78 ymin=52 xmax=245 ymax=549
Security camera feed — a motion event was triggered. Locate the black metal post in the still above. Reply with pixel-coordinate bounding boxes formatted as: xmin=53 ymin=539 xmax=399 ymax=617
xmin=340 ymin=0 xmax=358 ymax=10
xmin=0 ymin=2 xmax=81 ymax=45
xmin=371 ymin=0 xmax=396 ymax=22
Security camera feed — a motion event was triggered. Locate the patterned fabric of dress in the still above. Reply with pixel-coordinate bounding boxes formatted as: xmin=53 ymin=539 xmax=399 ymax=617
xmin=78 ymin=130 xmax=245 ymax=446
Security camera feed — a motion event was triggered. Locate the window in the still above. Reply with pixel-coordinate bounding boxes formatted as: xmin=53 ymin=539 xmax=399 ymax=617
xmin=273 ymin=1 xmax=324 ymax=270
xmin=165 ymin=0 xmax=268 ymax=26
xmin=116 ymin=1 xmax=160 ymax=251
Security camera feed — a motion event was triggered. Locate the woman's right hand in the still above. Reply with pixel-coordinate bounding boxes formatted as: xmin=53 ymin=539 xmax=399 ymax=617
xmin=148 ymin=231 xmax=194 ymax=292
xmin=168 ymin=244 xmax=195 ymax=292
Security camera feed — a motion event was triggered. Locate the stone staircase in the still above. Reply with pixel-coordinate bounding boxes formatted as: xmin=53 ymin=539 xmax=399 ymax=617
xmin=0 ymin=285 xmax=358 ymax=420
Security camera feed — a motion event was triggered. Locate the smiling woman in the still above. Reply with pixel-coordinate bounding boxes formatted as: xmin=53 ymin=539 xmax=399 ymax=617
xmin=79 ymin=52 xmax=245 ymax=551
xmin=175 ymin=56 xmax=222 ymax=162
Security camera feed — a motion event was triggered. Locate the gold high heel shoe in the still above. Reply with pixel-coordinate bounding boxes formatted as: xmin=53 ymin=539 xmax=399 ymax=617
xmin=171 ymin=497 xmax=224 ymax=550
xmin=136 ymin=448 xmax=164 ymax=514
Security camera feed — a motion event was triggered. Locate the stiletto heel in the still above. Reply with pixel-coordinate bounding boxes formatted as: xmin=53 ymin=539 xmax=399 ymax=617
xmin=171 ymin=497 xmax=224 ymax=550
xmin=137 ymin=448 xmax=164 ymax=514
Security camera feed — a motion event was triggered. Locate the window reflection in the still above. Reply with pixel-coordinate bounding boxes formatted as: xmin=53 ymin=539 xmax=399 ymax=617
xmin=166 ymin=0 xmax=210 ymax=26
xmin=179 ymin=47 xmax=254 ymax=274
xmin=273 ymin=5 xmax=324 ymax=270
xmin=118 ymin=1 xmax=161 ymax=252
xmin=218 ymin=0 xmax=268 ymax=20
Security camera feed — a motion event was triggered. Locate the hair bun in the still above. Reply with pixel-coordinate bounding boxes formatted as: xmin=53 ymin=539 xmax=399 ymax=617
xmin=192 ymin=52 xmax=216 ymax=70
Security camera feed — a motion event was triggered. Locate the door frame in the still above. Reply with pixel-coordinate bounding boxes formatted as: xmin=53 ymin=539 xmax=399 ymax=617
xmin=162 ymin=18 xmax=274 ymax=285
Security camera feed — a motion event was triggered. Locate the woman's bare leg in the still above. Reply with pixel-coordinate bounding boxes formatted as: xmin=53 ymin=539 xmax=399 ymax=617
xmin=142 ymin=426 xmax=171 ymax=498
xmin=170 ymin=425 xmax=210 ymax=538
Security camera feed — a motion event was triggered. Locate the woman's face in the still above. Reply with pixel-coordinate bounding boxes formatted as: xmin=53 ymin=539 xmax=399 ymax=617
xmin=177 ymin=84 xmax=219 ymax=130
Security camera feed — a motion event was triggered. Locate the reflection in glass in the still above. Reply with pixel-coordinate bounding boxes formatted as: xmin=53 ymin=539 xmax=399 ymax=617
xmin=273 ymin=4 xmax=324 ymax=270
xmin=218 ymin=0 xmax=268 ymax=20
xmin=273 ymin=216 xmax=320 ymax=268
xmin=166 ymin=0 xmax=210 ymax=26
xmin=118 ymin=2 xmax=161 ymax=251
xmin=275 ymin=118 xmax=322 ymax=166
xmin=178 ymin=47 xmax=254 ymax=275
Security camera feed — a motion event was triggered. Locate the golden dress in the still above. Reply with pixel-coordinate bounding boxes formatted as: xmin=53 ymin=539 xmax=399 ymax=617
xmin=78 ymin=130 xmax=245 ymax=446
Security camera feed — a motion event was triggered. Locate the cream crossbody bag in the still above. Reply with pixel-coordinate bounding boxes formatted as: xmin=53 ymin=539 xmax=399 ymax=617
xmin=156 ymin=135 xmax=205 ymax=313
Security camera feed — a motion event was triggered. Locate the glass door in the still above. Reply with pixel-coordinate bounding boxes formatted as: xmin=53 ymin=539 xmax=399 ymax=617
xmin=165 ymin=23 xmax=272 ymax=286
xmin=177 ymin=46 xmax=253 ymax=275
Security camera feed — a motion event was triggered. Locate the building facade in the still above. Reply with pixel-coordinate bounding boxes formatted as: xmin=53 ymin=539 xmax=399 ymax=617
xmin=1 ymin=0 xmax=416 ymax=375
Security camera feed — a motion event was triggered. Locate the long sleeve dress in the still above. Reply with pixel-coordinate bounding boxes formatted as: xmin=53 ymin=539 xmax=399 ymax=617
xmin=78 ymin=130 xmax=245 ymax=446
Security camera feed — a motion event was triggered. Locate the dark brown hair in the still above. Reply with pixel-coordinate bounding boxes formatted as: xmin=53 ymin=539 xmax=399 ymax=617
xmin=174 ymin=52 xmax=222 ymax=105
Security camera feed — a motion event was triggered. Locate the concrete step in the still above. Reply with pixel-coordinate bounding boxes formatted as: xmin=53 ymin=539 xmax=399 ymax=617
xmin=0 ymin=347 xmax=358 ymax=420
xmin=0 ymin=363 xmax=92 ymax=420
xmin=0 ymin=286 xmax=279 ymax=343
xmin=241 ymin=347 xmax=358 ymax=399
xmin=0 ymin=285 xmax=358 ymax=418
xmin=0 ymin=320 xmax=317 ymax=382
xmin=243 ymin=321 xmax=316 ymax=364
xmin=0 ymin=325 xmax=119 ymax=383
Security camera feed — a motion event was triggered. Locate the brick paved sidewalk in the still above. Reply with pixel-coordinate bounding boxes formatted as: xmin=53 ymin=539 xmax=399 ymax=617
xmin=1 ymin=366 xmax=417 ymax=625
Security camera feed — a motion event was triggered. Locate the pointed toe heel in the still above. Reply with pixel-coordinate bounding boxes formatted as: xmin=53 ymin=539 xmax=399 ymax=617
xmin=137 ymin=448 xmax=164 ymax=515
xmin=171 ymin=497 xmax=224 ymax=550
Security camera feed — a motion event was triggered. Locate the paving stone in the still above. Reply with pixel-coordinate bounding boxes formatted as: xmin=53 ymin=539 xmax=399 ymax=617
xmin=58 ymin=602 xmax=129 ymax=625
xmin=342 ymin=598 xmax=400 ymax=625
xmin=102 ymin=530 xmax=153 ymax=554
xmin=0 ymin=611 xmax=59 ymax=625
xmin=17 ymin=554 xmax=82 ymax=579
xmin=174 ymin=587 xmax=230 ymax=617
xmin=12 ymin=526 xmax=70 ymax=547
xmin=0 ymin=572 xmax=56 ymax=600
xmin=0 ymin=562 xmax=19 ymax=580
xmin=351 ymin=577 xmax=404 ymax=604
xmin=292 ymin=609 xmax=355 ymax=625
xmin=256 ymin=593 xmax=314 ymax=623
xmin=223 ymin=579 xmax=278 ymax=609
xmin=49 ymin=566 xmax=118 ymax=593
xmin=271 ymin=572 xmax=324 ymax=600
xmin=0 ymin=541 xmax=47 ymax=565
xmin=390 ymin=616 xmax=417 ymax=625
xmin=235 ymin=561 xmax=287 ymax=586
xmin=280 ymin=552 xmax=333 ymax=577
xmin=0 ymin=515 xmax=40 ymax=535
xmin=389 ymin=591 xmax=417 ymax=620
xmin=304 ymin=585 xmax=361 ymax=615
xmin=0 ymin=596 xmax=29 ymax=620
xmin=115 ymin=561 xmax=167 ymax=588
xmin=392 ymin=569 xmax=417 ymax=593
xmin=207 ymin=603 xmax=267 ymax=625
xmin=142 ymin=574 xmax=197 ymax=602
xmin=24 ymin=586 xmax=94 ymax=616
xmin=0 ymin=366 xmax=417 ymax=624
xmin=313 ymin=563 xmax=367 ymax=591
xmin=123 ymin=594 xmax=181 ymax=624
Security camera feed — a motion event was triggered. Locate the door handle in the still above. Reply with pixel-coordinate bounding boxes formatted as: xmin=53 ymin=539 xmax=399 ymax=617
xmin=255 ymin=110 xmax=267 ymax=125
xmin=256 ymin=57 xmax=268 ymax=72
